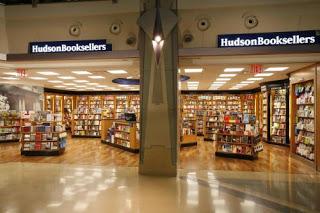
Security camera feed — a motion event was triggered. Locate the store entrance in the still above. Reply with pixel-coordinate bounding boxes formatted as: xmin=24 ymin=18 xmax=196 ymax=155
xmin=0 ymin=57 xmax=318 ymax=173
xmin=178 ymin=60 xmax=318 ymax=174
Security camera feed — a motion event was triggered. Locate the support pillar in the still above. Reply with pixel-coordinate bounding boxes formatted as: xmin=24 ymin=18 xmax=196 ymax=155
xmin=138 ymin=0 xmax=178 ymax=176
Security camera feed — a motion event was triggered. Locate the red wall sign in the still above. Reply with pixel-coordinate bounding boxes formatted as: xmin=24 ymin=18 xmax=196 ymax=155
xmin=16 ymin=68 xmax=27 ymax=78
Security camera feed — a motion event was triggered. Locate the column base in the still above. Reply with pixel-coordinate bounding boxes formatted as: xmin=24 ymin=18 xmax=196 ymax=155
xmin=139 ymin=146 xmax=177 ymax=177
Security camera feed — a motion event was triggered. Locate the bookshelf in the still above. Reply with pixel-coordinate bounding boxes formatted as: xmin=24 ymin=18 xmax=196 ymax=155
xmin=54 ymin=95 xmax=63 ymax=114
xmin=129 ymin=95 xmax=140 ymax=121
xmin=72 ymin=96 xmax=101 ymax=137
xmin=181 ymin=95 xmax=197 ymax=146
xmin=45 ymin=94 xmax=54 ymax=112
xmin=215 ymin=112 xmax=262 ymax=160
xmin=242 ymin=94 xmax=255 ymax=115
xmin=102 ymin=95 xmax=115 ymax=119
xmin=20 ymin=112 xmax=67 ymax=156
xmin=101 ymin=120 xmax=139 ymax=153
xmin=292 ymin=80 xmax=315 ymax=162
xmin=270 ymin=87 xmax=289 ymax=146
xmin=261 ymin=89 xmax=269 ymax=142
xmin=115 ymin=96 xmax=128 ymax=120
xmin=0 ymin=111 xmax=21 ymax=143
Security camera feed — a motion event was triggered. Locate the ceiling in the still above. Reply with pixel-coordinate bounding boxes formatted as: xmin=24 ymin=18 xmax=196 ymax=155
xmin=0 ymin=57 xmax=313 ymax=91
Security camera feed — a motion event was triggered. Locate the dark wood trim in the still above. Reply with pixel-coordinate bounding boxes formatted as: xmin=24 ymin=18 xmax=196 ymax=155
xmin=44 ymin=88 xmax=140 ymax=95
xmin=7 ymin=50 xmax=139 ymax=61
xmin=316 ymin=63 xmax=320 ymax=171
xmin=101 ymin=140 xmax=139 ymax=153
xmin=181 ymin=88 xmax=261 ymax=95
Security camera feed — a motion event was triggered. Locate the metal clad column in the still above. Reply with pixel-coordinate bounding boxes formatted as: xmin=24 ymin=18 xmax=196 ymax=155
xmin=138 ymin=0 xmax=178 ymax=176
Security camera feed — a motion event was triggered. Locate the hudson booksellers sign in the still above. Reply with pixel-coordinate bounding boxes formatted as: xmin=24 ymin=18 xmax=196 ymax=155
xmin=29 ymin=39 xmax=112 ymax=54
xmin=217 ymin=30 xmax=320 ymax=48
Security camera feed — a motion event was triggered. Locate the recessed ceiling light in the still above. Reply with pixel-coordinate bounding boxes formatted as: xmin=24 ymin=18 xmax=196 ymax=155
xmin=241 ymin=81 xmax=254 ymax=84
xmin=219 ymin=74 xmax=237 ymax=77
xmin=72 ymin=71 xmax=92 ymax=75
xmin=88 ymin=76 xmax=105 ymax=79
xmin=211 ymin=84 xmax=225 ymax=87
xmin=178 ymin=69 xmax=181 ymax=73
xmin=75 ymin=85 xmax=86 ymax=88
xmin=66 ymin=87 xmax=77 ymax=90
xmin=187 ymin=81 xmax=199 ymax=84
xmin=58 ymin=76 xmax=76 ymax=80
xmin=184 ymin=68 xmax=203 ymax=73
xmin=255 ymin=73 xmax=274 ymax=77
xmin=86 ymin=82 xmax=99 ymax=85
xmin=216 ymin=78 xmax=231 ymax=81
xmin=54 ymin=85 xmax=66 ymax=88
xmin=1 ymin=77 xmax=18 ymax=80
xmin=29 ymin=76 xmax=47 ymax=80
xmin=74 ymin=80 xmax=89 ymax=83
xmin=119 ymin=84 xmax=131 ymax=87
xmin=224 ymin=68 xmax=244 ymax=72
xmin=188 ymin=87 xmax=198 ymax=90
xmin=96 ymin=85 xmax=109 ymax=88
xmin=48 ymin=80 xmax=63 ymax=83
xmin=111 ymin=88 xmax=121 ymax=91
xmin=247 ymin=77 xmax=264 ymax=81
xmin=4 ymin=72 xmax=18 ymax=76
xmin=213 ymin=81 xmax=226 ymax=84
xmin=37 ymin=71 xmax=59 ymax=76
xmin=265 ymin=67 xmax=288 ymax=72
xmin=126 ymin=76 xmax=133 ymax=79
xmin=107 ymin=70 xmax=127 ymax=74
xmin=64 ymin=83 xmax=76 ymax=86
xmin=236 ymin=83 xmax=249 ymax=86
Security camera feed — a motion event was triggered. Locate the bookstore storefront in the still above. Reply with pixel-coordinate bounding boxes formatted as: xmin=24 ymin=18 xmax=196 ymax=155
xmin=1 ymin=31 xmax=320 ymax=173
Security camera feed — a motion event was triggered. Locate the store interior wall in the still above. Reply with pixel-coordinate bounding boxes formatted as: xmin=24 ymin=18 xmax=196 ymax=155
xmin=2 ymin=1 xmax=320 ymax=53
xmin=0 ymin=84 xmax=43 ymax=112
xmin=0 ymin=5 xmax=8 ymax=53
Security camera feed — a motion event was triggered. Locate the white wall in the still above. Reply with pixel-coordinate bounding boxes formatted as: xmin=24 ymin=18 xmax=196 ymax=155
xmin=3 ymin=0 xmax=320 ymax=53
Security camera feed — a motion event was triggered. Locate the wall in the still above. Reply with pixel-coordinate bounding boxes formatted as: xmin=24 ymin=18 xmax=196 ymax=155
xmin=3 ymin=0 xmax=320 ymax=53
xmin=0 ymin=84 xmax=43 ymax=111
xmin=0 ymin=5 xmax=8 ymax=53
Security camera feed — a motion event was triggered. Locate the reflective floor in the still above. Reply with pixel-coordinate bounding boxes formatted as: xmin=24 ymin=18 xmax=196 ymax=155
xmin=0 ymin=163 xmax=319 ymax=213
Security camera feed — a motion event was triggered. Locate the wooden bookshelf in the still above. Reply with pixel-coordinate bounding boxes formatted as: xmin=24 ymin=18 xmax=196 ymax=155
xmin=0 ymin=111 xmax=21 ymax=143
xmin=20 ymin=112 xmax=67 ymax=156
xmin=101 ymin=120 xmax=139 ymax=153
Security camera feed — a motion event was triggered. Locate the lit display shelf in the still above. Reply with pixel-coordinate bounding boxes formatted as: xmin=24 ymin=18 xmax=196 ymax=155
xmin=115 ymin=96 xmax=128 ymax=120
xmin=181 ymin=95 xmax=198 ymax=146
xmin=102 ymin=95 xmax=115 ymax=119
xmin=72 ymin=96 xmax=101 ymax=137
xmin=270 ymin=87 xmax=289 ymax=146
xmin=101 ymin=120 xmax=139 ymax=153
xmin=292 ymin=80 xmax=315 ymax=162
xmin=20 ymin=112 xmax=67 ymax=156
xmin=0 ymin=111 xmax=21 ymax=143
xmin=261 ymin=90 xmax=269 ymax=142
xmin=215 ymin=112 xmax=262 ymax=160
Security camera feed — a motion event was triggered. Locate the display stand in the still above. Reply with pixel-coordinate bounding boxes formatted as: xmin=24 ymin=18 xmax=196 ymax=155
xmin=0 ymin=111 xmax=21 ymax=143
xmin=215 ymin=113 xmax=261 ymax=160
xmin=101 ymin=120 xmax=139 ymax=153
xmin=20 ymin=112 xmax=67 ymax=156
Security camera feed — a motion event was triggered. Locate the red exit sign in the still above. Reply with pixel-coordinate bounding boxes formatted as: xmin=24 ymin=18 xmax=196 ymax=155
xmin=250 ymin=64 xmax=263 ymax=74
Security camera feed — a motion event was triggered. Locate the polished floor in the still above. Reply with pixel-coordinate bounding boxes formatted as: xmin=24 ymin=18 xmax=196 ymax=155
xmin=0 ymin=136 xmax=316 ymax=174
xmin=1 ymin=137 xmax=320 ymax=212
xmin=0 ymin=163 xmax=319 ymax=212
